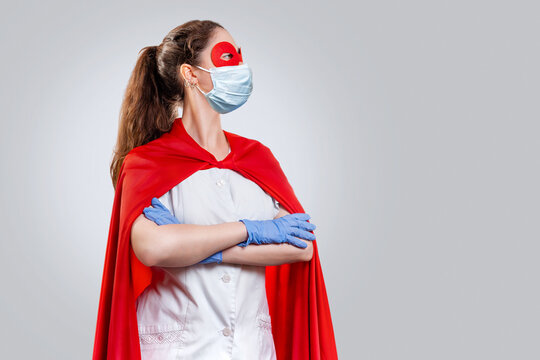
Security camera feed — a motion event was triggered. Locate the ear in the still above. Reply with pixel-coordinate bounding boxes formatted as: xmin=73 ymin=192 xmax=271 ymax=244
xmin=179 ymin=63 xmax=196 ymax=83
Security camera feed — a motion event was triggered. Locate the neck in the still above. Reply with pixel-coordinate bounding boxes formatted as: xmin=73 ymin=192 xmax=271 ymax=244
xmin=179 ymin=106 xmax=229 ymax=153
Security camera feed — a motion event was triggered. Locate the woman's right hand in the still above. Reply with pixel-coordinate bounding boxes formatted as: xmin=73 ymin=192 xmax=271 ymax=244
xmin=238 ymin=213 xmax=316 ymax=248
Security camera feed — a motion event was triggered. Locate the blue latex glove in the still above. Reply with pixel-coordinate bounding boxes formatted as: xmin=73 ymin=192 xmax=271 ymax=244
xmin=143 ymin=197 xmax=181 ymax=225
xmin=238 ymin=213 xmax=316 ymax=249
xmin=143 ymin=197 xmax=223 ymax=264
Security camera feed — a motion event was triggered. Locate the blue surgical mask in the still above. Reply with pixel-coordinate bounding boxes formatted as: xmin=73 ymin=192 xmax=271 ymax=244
xmin=194 ymin=63 xmax=253 ymax=114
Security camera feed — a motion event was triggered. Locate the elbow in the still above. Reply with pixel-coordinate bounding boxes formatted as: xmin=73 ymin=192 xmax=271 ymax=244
xmin=130 ymin=214 xmax=165 ymax=267
xmin=139 ymin=247 xmax=159 ymax=267
xmin=142 ymin=234 xmax=171 ymax=267
xmin=132 ymin=238 xmax=161 ymax=267
xmin=145 ymin=241 xmax=167 ymax=267
xmin=302 ymin=240 xmax=314 ymax=262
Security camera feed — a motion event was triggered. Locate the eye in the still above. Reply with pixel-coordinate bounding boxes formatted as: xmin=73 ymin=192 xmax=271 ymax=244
xmin=221 ymin=52 xmax=233 ymax=60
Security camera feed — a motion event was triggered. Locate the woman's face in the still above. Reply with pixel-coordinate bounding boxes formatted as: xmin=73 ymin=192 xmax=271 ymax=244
xmin=193 ymin=28 xmax=244 ymax=92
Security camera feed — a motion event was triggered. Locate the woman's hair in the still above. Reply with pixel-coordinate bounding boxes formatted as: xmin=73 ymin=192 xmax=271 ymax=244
xmin=110 ymin=19 xmax=224 ymax=189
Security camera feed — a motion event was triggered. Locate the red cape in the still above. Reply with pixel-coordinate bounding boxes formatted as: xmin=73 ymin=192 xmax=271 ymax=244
xmin=92 ymin=117 xmax=338 ymax=359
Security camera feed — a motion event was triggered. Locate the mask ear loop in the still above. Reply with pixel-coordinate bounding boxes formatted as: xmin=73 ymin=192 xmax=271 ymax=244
xmin=195 ymin=83 xmax=207 ymax=96
xmin=195 ymin=65 xmax=211 ymax=72
xmin=192 ymin=65 xmax=211 ymax=95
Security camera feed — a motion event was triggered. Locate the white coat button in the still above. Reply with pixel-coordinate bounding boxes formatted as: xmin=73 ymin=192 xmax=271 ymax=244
xmin=222 ymin=327 xmax=232 ymax=336
xmin=222 ymin=274 xmax=231 ymax=283
xmin=216 ymin=179 xmax=225 ymax=187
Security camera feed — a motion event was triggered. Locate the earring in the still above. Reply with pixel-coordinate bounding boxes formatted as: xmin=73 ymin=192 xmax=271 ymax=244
xmin=184 ymin=79 xmax=197 ymax=88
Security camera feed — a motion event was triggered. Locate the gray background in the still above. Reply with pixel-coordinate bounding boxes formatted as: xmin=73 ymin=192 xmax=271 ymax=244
xmin=1 ymin=0 xmax=538 ymax=359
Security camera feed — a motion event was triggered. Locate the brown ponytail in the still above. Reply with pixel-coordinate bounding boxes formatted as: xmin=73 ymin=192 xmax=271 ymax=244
xmin=110 ymin=20 xmax=224 ymax=189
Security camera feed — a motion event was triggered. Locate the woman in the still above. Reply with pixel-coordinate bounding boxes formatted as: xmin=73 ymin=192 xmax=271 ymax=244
xmin=93 ymin=20 xmax=338 ymax=360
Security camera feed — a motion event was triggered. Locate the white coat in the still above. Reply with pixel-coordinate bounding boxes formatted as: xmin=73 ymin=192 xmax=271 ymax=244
xmin=136 ymin=164 xmax=280 ymax=360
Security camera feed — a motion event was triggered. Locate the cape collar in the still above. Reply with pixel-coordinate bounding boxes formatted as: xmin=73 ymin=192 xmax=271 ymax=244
xmin=169 ymin=117 xmax=235 ymax=167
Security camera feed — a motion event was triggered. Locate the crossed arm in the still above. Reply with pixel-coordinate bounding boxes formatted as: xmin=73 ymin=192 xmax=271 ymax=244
xmin=131 ymin=204 xmax=313 ymax=268
xmin=221 ymin=205 xmax=314 ymax=266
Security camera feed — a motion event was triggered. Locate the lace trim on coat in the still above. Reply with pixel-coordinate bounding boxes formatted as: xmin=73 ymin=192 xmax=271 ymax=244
xmin=138 ymin=323 xmax=185 ymax=345
xmin=139 ymin=329 xmax=184 ymax=345
xmin=257 ymin=313 xmax=273 ymax=331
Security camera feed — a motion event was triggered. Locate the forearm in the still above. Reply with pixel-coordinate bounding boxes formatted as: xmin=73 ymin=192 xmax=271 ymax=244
xmin=220 ymin=203 xmax=314 ymax=266
xmin=152 ymin=221 xmax=248 ymax=267
xmin=221 ymin=241 xmax=313 ymax=266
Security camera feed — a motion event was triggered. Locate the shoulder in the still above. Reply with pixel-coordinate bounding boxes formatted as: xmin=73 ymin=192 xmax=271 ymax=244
xmin=226 ymin=130 xmax=263 ymax=146
xmin=226 ymin=130 xmax=274 ymax=155
xmin=123 ymin=133 xmax=171 ymax=167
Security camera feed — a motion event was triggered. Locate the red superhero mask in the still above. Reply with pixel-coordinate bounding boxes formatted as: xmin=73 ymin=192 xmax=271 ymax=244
xmin=211 ymin=41 xmax=243 ymax=67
